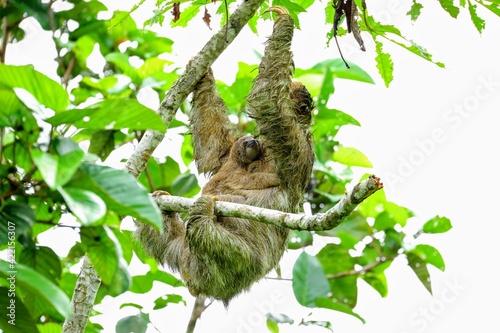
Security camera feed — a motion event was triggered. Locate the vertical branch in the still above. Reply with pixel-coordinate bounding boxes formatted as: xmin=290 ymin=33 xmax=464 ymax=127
xmin=185 ymin=295 xmax=212 ymax=333
xmin=64 ymin=0 xmax=267 ymax=331
xmin=124 ymin=0 xmax=266 ymax=178
xmin=62 ymin=257 xmax=101 ymax=333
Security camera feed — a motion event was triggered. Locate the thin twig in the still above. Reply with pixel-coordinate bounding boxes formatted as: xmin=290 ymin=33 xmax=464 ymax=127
xmin=185 ymin=295 xmax=211 ymax=333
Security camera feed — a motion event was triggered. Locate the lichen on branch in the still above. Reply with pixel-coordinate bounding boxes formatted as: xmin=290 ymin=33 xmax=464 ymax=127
xmin=153 ymin=175 xmax=383 ymax=231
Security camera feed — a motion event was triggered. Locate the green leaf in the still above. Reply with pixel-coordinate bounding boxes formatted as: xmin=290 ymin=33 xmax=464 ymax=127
xmin=316 ymin=243 xmax=355 ymax=274
xmin=288 ymin=230 xmax=313 ymax=249
xmin=0 ymin=287 xmax=39 ymax=333
xmin=0 ymin=64 xmax=69 ymax=112
xmin=58 ymin=186 xmax=107 ymax=225
xmin=153 ymin=294 xmax=186 ymax=309
xmin=116 ymin=313 xmax=150 ymax=333
xmin=374 ymin=41 xmax=394 ymax=87
xmin=131 ymin=270 xmax=184 ymax=293
xmin=361 ymin=272 xmax=389 ymax=297
xmin=292 ymin=252 xmax=330 ymax=307
xmin=422 ymin=215 xmax=452 ymax=234
xmin=479 ymin=0 xmax=500 ymax=16
xmin=37 ymin=323 xmax=63 ymax=333
xmin=10 ymin=0 xmax=50 ymax=29
xmin=19 ymin=246 xmax=62 ymax=282
xmin=331 ymin=213 xmax=372 ymax=246
xmin=410 ymin=244 xmax=446 ymax=271
xmin=0 ymin=260 xmax=71 ymax=318
xmin=137 ymin=57 xmax=169 ymax=79
xmin=0 ymin=90 xmax=22 ymax=125
xmin=0 ymin=203 xmax=35 ymax=246
xmin=316 ymin=298 xmax=366 ymax=323
xmin=407 ymin=1 xmax=424 ymax=20
xmin=333 ymin=146 xmax=372 ymax=168
xmin=81 ymin=226 xmax=121 ymax=285
xmin=407 ymin=253 xmax=432 ymax=294
xmin=138 ymin=157 xmax=182 ymax=192
xmin=73 ymin=35 xmax=96 ymax=69
xmin=373 ymin=211 xmax=396 ymax=231
xmin=312 ymin=59 xmax=374 ymax=84
xmin=31 ymin=150 xmax=58 ymax=189
xmin=266 ymin=319 xmax=279 ymax=333
xmin=438 ymin=0 xmax=460 ymax=18
xmin=72 ymin=164 xmax=162 ymax=231
xmin=467 ymin=0 xmax=486 ymax=32
xmin=31 ymin=148 xmax=85 ymax=190
xmin=313 ymin=108 xmax=360 ymax=139
xmin=88 ymin=130 xmax=116 ymax=161
xmin=171 ymin=173 xmax=200 ymax=197
xmin=45 ymin=99 xmax=166 ymax=132
xmin=105 ymin=53 xmax=139 ymax=83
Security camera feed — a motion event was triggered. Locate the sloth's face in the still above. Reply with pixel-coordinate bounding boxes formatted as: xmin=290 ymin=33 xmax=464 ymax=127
xmin=234 ymin=135 xmax=263 ymax=166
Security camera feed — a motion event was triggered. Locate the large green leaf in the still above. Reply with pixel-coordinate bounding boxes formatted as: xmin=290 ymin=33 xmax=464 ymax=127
xmin=0 ymin=64 xmax=69 ymax=112
xmin=0 ymin=261 xmax=71 ymax=318
xmin=81 ymin=226 xmax=123 ymax=285
xmin=316 ymin=243 xmax=355 ymax=274
xmin=71 ymin=164 xmax=162 ymax=230
xmin=19 ymin=246 xmax=62 ymax=282
xmin=292 ymin=252 xmax=330 ymax=307
xmin=45 ymin=99 xmax=166 ymax=132
xmin=0 ymin=202 xmax=35 ymax=246
xmin=0 ymin=287 xmax=39 ymax=333
xmin=31 ymin=148 xmax=85 ymax=190
xmin=58 ymin=186 xmax=107 ymax=225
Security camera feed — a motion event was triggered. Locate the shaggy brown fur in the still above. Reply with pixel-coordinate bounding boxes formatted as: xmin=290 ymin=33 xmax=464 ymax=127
xmin=135 ymin=6 xmax=315 ymax=304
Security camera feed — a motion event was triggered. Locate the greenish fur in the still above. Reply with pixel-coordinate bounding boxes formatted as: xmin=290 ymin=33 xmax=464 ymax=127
xmin=135 ymin=8 xmax=314 ymax=305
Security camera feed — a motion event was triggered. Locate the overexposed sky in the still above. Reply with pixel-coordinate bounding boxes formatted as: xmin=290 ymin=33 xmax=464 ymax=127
xmin=7 ymin=0 xmax=500 ymax=332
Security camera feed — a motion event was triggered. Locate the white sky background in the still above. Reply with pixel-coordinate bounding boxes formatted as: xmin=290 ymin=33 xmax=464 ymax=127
xmin=6 ymin=0 xmax=500 ymax=332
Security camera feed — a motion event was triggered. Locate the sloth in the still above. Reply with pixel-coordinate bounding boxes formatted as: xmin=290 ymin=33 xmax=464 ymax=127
xmin=135 ymin=6 xmax=315 ymax=305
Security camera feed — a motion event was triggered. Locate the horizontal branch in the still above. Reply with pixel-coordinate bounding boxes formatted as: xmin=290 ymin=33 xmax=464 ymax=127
xmin=154 ymin=175 xmax=383 ymax=231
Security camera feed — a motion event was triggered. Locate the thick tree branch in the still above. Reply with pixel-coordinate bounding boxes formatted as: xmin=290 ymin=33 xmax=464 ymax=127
xmin=64 ymin=1 xmax=266 ymax=332
xmin=62 ymin=257 xmax=101 ymax=333
xmin=154 ymin=175 xmax=383 ymax=231
xmin=125 ymin=0 xmax=266 ymax=178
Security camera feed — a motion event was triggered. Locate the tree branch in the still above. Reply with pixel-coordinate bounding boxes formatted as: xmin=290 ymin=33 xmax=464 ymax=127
xmin=185 ymin=295 xmax=212 ymax=333
xmin=154 ymin=175 xmax=383 ymax=231
xmin=124 ymin=0 xmax=266 ymax=178
xmin=64 ymin=1 xmax=266 ymax=332
xmin=62 ymin=257 xmax=101 ymax=333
